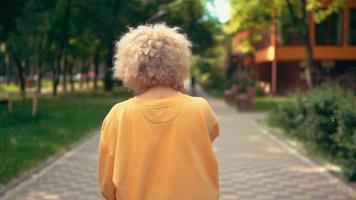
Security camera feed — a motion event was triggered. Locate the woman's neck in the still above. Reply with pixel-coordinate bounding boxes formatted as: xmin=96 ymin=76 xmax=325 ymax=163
xmin=137 ymin=86 xmax=179 ymax=100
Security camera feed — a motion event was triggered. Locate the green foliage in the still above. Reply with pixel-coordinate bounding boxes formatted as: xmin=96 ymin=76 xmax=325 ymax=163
xmin=278 ymin=0 xmax=305 ymax=45
xmin=251 ymin=96 xmax=292 ymax=111
xmin=0 ymin=89 xmax=131 ymax=184
xmin=226 ymin=0 xmax=273 ymax=34
xmin=269 ymin=85 xmax=356 ymax=180
xmin=197 ymin=65 xmax=230 ymax=97
xmin=0 ymin=0 xmax=221 ymax=93
xmin=226 ymin=0 xmax=346 ymax=51
xmin=192 ymin=35 xmax=230 ymax=97
xmin=160 ymin=0 xmax=219 ymax=55
xmin=308 ymin=0 xmax=347 ymax=23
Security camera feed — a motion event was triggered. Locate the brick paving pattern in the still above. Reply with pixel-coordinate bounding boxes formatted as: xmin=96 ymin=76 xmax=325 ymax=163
xmin=1 ymin=89 xmax=355 ymax=200
xmin=2 ymin=135 xmax=102 ymax=200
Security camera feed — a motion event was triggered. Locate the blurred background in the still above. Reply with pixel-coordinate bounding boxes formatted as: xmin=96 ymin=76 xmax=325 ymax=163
xmin=0 ymin=0 xmax=355 ymax=198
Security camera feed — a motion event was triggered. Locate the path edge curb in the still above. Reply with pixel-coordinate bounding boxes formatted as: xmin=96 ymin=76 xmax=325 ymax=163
xmin=250 ymin=120 xmax=356 ymax=199
xmin=0 ymin=128 xmax=99 ymax=197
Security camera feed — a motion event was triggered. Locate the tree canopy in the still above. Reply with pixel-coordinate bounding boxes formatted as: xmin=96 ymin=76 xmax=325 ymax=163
xmin=0 ymin=0 xmax=221 ymax=95
xmin=226 ymin=0 xmax=347 ymax=51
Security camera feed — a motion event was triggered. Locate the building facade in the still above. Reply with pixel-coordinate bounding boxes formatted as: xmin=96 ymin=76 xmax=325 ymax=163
xmin=232 ymin=0 xmax=356 ymax=95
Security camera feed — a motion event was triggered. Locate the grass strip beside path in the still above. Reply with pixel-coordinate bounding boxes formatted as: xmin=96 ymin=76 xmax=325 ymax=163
xmin=0 ymin=89 xmax=131 ymax=184
xmin=252 ymin=96 xmax=292 ymax=112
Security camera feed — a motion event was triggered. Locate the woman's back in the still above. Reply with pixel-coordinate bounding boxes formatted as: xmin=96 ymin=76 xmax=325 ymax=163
xmin=98 ymin=92 xmax=219 ymax=200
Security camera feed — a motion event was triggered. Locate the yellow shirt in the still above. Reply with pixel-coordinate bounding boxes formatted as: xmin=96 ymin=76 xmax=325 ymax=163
xmin=98 ymin=92 xmax=219 ymax=200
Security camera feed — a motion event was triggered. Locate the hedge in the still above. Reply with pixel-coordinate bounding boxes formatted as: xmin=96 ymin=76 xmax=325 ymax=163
xmin=268 ymin=84 xmax=356 ymax=181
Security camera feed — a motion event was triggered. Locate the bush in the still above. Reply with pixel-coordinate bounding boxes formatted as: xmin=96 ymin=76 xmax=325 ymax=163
xmin=268 ymin=84 xmax=356 ymax=181
xmin=192 ymin=55 xmax=231 ymax=97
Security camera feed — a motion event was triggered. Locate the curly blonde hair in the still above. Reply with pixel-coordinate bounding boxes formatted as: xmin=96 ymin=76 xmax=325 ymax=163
xmin=113 ymin=24 xmax=192 ymax=93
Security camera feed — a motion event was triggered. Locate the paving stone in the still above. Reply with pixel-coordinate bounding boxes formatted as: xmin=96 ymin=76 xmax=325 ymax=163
xmin=1 ymin=134 xmax=102 ymax=200
xmin=1 ymin=86 xmax=355 ymax=200
xmin=199 ymin=88 xmax=354 ymax=200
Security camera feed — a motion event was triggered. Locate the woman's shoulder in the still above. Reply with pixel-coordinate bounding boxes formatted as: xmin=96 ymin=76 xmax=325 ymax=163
xmin=181 ymin=94 xmax=210 ymax=109
xmin=107 ymin=98 xmax=136 ymax=116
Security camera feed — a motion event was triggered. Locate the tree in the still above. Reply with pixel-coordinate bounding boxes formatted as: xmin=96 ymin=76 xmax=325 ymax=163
xmin=1 ymin=0 xmax=221 ymax=96
xmin=226 ymin=0 xmax=347 ymax=88
xmin=1 ymin=0 xmax=56 ymax=97
xmin=159 ymin=0 xmax=218 ymax=55
xmin=1 ymin=0 xmax=29 ymax=98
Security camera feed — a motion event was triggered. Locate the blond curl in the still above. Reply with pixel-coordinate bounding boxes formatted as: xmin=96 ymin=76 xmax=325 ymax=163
xmin=113 ymin=24 xmax=192 ymax=93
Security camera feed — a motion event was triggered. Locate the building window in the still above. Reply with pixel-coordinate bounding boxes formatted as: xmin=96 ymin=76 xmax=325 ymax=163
xmin=315 ymin=12 xmax=343 ymax=45
xmin=349 ymin=9 xmax=356 ymax=45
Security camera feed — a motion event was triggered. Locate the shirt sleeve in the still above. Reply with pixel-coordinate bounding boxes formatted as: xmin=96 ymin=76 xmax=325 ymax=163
xmin=202 ymin=99 xmax=220 ymax=142
xmin=98 ymin=107 xmax=118 ymax=200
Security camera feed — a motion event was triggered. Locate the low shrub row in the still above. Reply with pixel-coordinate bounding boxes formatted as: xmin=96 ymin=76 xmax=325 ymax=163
xmin=268 ymin=84 xmax=356 ymax=181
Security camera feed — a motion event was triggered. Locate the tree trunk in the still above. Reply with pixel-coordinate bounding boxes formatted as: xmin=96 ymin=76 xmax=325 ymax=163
xmin=225 ymin=36 xmax=234 ymax=78
xmin=69 ymin=61 xmax=75 ymax=92
xmin=15 ymin=59 xmax=26 ymax=99
xmin=93 ymin=51 xmax=100 ymax=90
xmin=62 ymin=54 xmax=68 ymax=93
xmin=104 ymin=0 xmax=118 ymax=92
xmin=79 ymin=61 xmax=84 ymax=89
xmin=84 ymin=62 xmax=90 ymax=88
xmin=301 ymin=0 xmax=314 ymax=88
xmin=104 ymin=48 xmax=114 ymax=91
xmin=52 ymin=67 xmax=59 ymax=96
xmin=36 ymin=63 xmax=42 ymax=94
xmin=6 ymin=54 xmax=11 ymax=85
xmin=52 ymin=54 xmax=61 ymax=96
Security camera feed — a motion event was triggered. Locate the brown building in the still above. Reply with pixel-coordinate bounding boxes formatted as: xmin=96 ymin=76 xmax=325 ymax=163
xmin=232 ymin=1 xmax=356 ymax=95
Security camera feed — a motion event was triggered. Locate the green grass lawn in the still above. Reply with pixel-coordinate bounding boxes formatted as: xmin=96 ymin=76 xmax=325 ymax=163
xmin=252 ymin=96 xmax=292 ymax=111
xmin=0 ymin=88 xmax=132 ymax=184
xmin=0 ymin=80 xmax=53 ymax=94
xmin=224 ymin=95 xmax=292 ymax=112
xmin=0 ymin=84 xmax=20 ymax=93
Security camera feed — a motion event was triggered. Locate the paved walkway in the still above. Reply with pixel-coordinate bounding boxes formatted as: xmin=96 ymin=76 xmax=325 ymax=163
xmin=2 ymin=89 xmax=355 ymax=200
xmin=2 ymin=134 xmax=102 ymax=200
